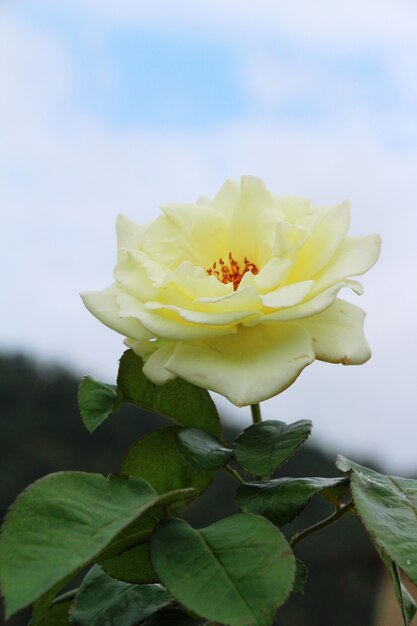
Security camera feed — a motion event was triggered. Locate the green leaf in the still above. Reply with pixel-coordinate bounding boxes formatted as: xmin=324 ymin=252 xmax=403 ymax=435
xmin=150 ymin=514 xmax=295 ymax=626
xmin=320 ymin=480 xmax=351 ymax=506
xmin=32 ymin=590 xmax=77 ymax=625
xmin=143 ymin=608 xmax=201 ymax=625
xmin=176 ymin=428 xmax=232 ymax=470
xmin=70 ymin=565 xmax=172 ymax=626
xmin=77 ymin=376 xmax=118 ymax=433
xmin=52 ymin=589 xmax=78 ymax=604
xmin=31 ymin=580 xmax=75 ymax=626
xmin=233 ymin=420 xmax=312 ymax=479
xmin=98 ymin=509 xmax=163 ymax=561
xmin=293 ymin=559 xmax=309 ymax=594
xmin=337 ymin=456 xmax=417 ymax=587
xmin=0 ymin=472 xmax=187 ymax=617
xmin=381 ymin=552 xmax=417 ymax=626
xmin=101 ymin=543 xmax=158 ymax=584
xmin=117 ymin=350 xmax=221 ymax=436
xmin=236 ymin=477 xmax=349 ymax=526
xmin=32 ymin=597 xmax=73 ymax=625
xmin=121 ymin=426 xmax=214 ymax=506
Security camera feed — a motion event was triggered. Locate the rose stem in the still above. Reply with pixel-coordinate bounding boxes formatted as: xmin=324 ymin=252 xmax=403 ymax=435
xmin=224 ymin=465 xmax=244 ymax=484
xmin=289 ymin=499 xmax=353 ymax=547
xmin=250 ymin=403 xmax=262 ymax=424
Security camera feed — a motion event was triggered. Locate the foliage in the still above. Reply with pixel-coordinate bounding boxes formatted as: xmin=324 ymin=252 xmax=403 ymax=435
xmin=151 ymin=515 xmax=295 ymax=626
xmin=0 ymin=351 xmax=414 ymax=625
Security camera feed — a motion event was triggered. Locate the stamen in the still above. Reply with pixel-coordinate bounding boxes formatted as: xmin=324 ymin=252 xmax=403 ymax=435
xmin=207 ymin=252 xmax=259 ymax=290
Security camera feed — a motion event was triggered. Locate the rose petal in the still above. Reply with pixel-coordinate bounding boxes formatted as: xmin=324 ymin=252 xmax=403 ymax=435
xmin=142 ymin=342 xmax=177 ymax=384
xmin=195 ymin=285 xmax=261 ymax=310
xmin=125 ymin=338 xmax=177 ymax=383
xmin=262 ymin=280 xmax=315 ymax=309
xmin=165 ymin=323 xmax=315 ymax=407
xmin=116 ymin=214 xmax=145 ymax=260
xmin=274 ymin=195 xmax=311 ymax=221
xmin=239 ymin=256 xmax=292 ymax=292
xmin=141 ymin=215 xmax=196 ymax=268
xmin=272 ymin=217 xmax=316 ymax=257
xmin=161 ymin=261 xmax=230 ymax=299
xmin=114 ymin=253 xmax=161 ymax=301
xmin=124 ymin=337 xmax=159 ymax=358
xmin=117 ymin=293 xmax=238 ymax=340
xmin=81 ymin=285 xmax=152 ymax=340
xmin=210 ymin=178 xmax=240 ymax=213
xmin=249 ymin=280 xmax=362 ymax=324
xmin=314 ymin=234 xmax=381 ymax=291
xmin=288 ymin=201 xmax=351 ymax=281
xmin=228 ymin=176 xmax=285 ymax=265
xmin=161 ymin=203 xmax=228 ymax=267
xmin=145 ymin=301 xmax=260 ymax=326
xmin=298 ymin=299 xmax=371 ymax=364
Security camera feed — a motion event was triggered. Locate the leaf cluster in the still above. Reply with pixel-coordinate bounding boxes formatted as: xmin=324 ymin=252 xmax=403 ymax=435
xmin=0 ymin=350 xmax=416 ymax=625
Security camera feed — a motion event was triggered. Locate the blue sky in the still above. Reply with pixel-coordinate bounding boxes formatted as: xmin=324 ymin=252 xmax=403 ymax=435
xmin=2 ymin=0 xmax=417 ymax=469
xmin=18 ymin=4 xmax=246 ymax=129
xmin=7 ymin=0 xmax=414 ymax=136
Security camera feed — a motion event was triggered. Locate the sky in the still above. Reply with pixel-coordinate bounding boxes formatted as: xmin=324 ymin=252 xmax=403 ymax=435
xmin=1 ymin=0 xmax=417 ymax=471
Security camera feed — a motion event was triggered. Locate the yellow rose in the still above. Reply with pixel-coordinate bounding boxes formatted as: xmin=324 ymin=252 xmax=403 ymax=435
xmin=81 ymin=176 xmax=381 ymax=407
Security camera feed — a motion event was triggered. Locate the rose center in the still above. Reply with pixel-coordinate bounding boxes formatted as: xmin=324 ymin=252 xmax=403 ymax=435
xmin=207 ymin=252 xmax=259 ymax=291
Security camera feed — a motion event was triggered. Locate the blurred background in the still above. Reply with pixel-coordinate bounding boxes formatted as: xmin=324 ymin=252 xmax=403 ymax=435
xmin=1 ymin=1 xmax=417 ymax=624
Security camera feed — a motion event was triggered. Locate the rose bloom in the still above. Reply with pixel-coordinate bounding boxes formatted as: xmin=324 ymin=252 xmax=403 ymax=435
xmin=82 ymin=176 xmax=380 ymax=407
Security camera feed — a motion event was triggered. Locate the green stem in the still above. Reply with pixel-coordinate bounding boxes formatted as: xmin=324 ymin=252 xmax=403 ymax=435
xmin=224 ymin=465 xmax=244 ymax=484
xmin=290 ymin=500 xmax=353 ymax=547
xmin=251 ymin=403 xmax=262 ymax=424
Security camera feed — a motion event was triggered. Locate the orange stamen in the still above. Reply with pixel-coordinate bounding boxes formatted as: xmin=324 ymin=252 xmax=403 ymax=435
xmin=207 ymin=252 xmax=259 ymax=290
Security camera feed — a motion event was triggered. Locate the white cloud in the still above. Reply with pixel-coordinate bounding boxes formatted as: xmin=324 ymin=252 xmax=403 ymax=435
xmin=40 ymin=0 xmax=417 ymax=48
xmin=2 ymin=7 xmax=417 ymax=471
